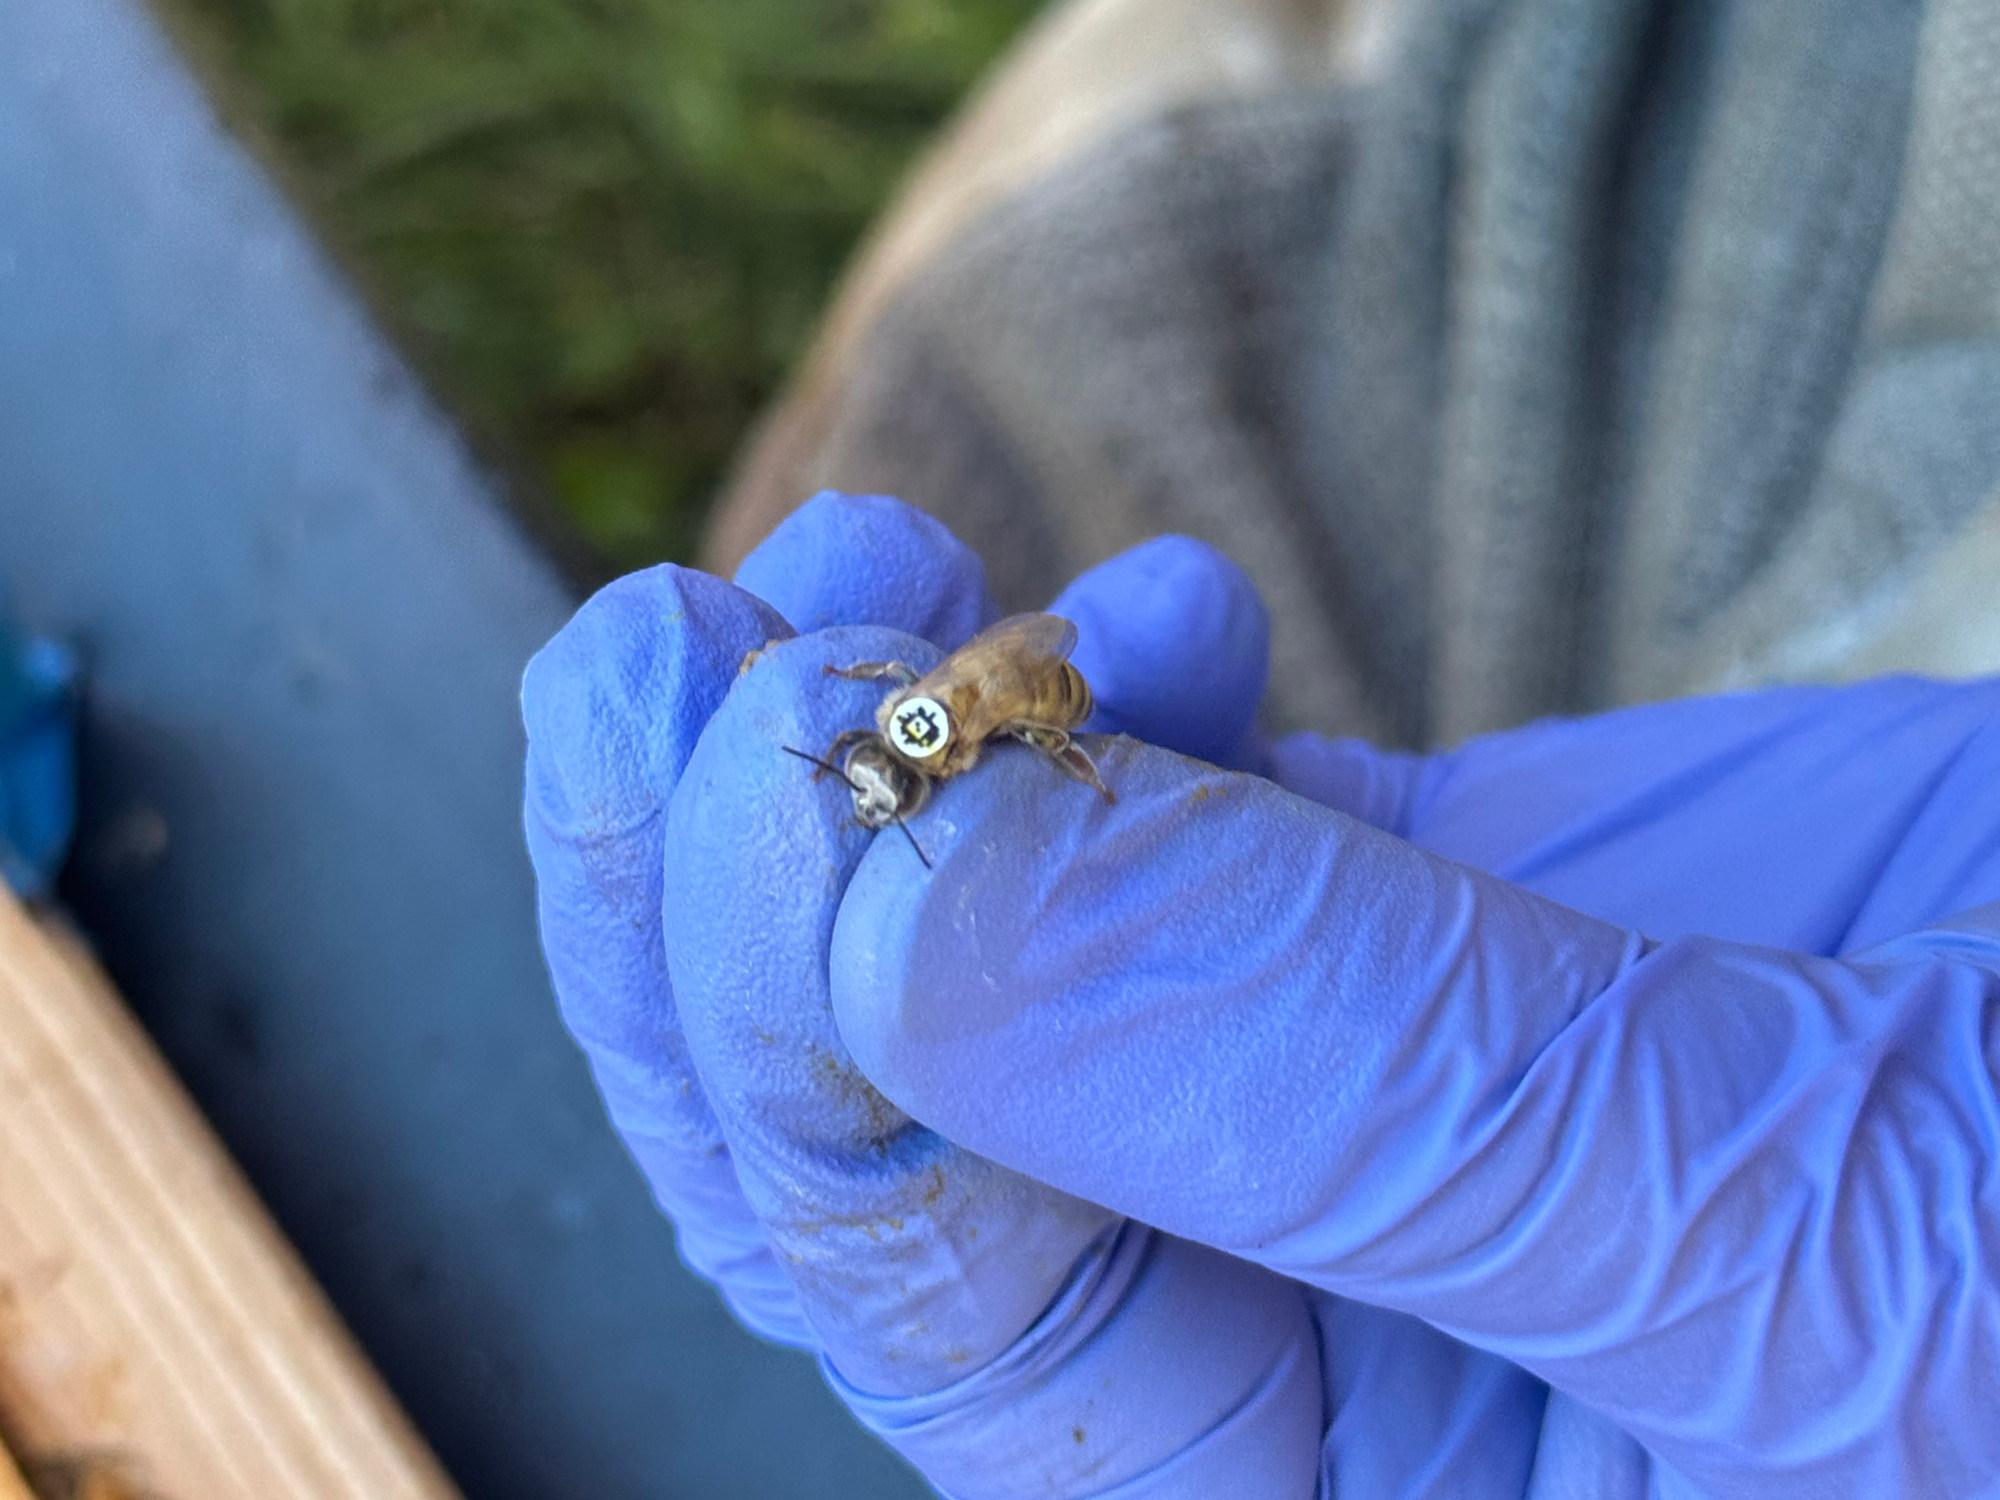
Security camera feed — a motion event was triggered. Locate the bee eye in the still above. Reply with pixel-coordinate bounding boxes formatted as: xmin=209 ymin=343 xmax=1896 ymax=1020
xmin=888 ymin=696 xmax=951 ymax=759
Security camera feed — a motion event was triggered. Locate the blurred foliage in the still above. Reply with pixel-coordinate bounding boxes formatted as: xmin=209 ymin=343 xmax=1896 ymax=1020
xmin=155 ymin=0 xmax=1042 ymax=565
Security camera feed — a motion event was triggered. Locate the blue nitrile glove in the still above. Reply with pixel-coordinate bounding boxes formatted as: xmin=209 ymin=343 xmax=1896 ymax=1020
xmin=524 ymin=492 xmax=1001 ymax=1348
xmin=524 ymin=493 xmax=1324 ymax=1496
xmin=0 ymin=594 xmax=78 ymax=900
xmin=532 ymin=489 xmax=2000 ymax=1495
xmin=830 ymin=667 xmax=2000 ymax=1497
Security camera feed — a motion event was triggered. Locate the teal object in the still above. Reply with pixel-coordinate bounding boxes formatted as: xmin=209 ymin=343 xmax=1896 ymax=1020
xmin=0 ymin=607 xmax=76 ymax=899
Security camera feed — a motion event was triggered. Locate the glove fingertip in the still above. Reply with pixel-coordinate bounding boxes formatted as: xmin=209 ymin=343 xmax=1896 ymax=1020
xmin=1265 ymin=732 xmax=1428 ymax=835
xmin=733 ymin=491 xmax=997 ymax=651
xmin=521 ymin=564 xmax=789 ymax=839
xmin=1051 ymin=535 xmax=1269 ymax=766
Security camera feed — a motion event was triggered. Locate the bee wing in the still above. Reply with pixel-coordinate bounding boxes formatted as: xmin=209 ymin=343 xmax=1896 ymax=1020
xmin=961 ymin=612 xmax=1079 ymax=666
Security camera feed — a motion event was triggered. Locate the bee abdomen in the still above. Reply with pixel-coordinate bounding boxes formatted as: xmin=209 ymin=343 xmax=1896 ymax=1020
xmin=1058 ymin=663 xmax=1093 ymax=726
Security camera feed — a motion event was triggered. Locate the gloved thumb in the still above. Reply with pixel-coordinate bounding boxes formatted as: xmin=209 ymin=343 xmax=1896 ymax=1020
xmin=830 ymin=736 xmax=1638 ymax=1283
xmin=829 ymin=734 xmax=2000 ymax=1496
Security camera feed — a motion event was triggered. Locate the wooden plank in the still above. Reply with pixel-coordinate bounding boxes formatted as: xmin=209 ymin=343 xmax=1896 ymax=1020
xmin=0 ymin=890 xmax=461 ymax=1500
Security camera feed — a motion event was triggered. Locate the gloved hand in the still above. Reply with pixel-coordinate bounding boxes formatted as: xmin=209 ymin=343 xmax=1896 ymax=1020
xmin=528 ymin=492 xmax=2000 ymax=1497
xmin=832 ymin=664 xmax=2000 ymax=1496
xmin=524 ymin=492 xmax=1324 ymax=1498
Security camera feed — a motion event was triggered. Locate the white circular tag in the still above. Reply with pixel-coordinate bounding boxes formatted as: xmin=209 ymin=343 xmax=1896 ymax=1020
xmin=887 ymin=696 xmax=951 ymax=759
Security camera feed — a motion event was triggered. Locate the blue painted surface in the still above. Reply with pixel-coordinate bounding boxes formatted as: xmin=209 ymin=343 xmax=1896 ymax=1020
xmin=0 ymin=3 xmax=925 ymax=1496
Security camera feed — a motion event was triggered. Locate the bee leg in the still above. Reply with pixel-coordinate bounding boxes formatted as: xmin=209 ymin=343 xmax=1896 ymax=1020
xmin=1011 ymin=726 xmax=1116 ymax=804
xmin=1053 ymin=743 xmax=1115 ymax=803
xmin=824 ymin=660 xmax=921 ymax=686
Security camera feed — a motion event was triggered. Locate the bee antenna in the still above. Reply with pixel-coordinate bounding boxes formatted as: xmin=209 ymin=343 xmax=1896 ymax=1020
xmin=781 ymin=746 xmax=933 ymax=870
xmin=781 ymin=744 xmax=859 ymax=790
xmin=893 ymin=816 xmax=932 ymax=871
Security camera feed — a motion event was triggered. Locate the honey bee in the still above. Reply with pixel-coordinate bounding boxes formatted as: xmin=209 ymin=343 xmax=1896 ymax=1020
xmin=785 ymin=613 xmax=1113 ymax=857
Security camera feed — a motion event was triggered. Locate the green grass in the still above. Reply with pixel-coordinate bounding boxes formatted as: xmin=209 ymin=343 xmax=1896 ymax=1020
xmin=156 ymin=0 xmax=1043 ymax=567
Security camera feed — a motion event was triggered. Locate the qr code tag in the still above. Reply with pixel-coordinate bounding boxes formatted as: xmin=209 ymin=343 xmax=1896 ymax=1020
xmin=887 ymin=696 xmax=950 ymax=759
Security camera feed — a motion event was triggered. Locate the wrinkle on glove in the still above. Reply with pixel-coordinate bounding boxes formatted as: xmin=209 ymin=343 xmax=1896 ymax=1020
xmin=833 ymin=716 xmax=2000 ymax=1498
xmin=1310 ymin=1292 xmax=1550 ymax=1500
xmin=1267 ymin=675 xmax=2000 ymax=948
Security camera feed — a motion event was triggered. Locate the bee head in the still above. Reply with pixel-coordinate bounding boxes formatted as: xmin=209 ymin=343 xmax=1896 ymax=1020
xmin=842 ymin=738 xmax=926 ymax=829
